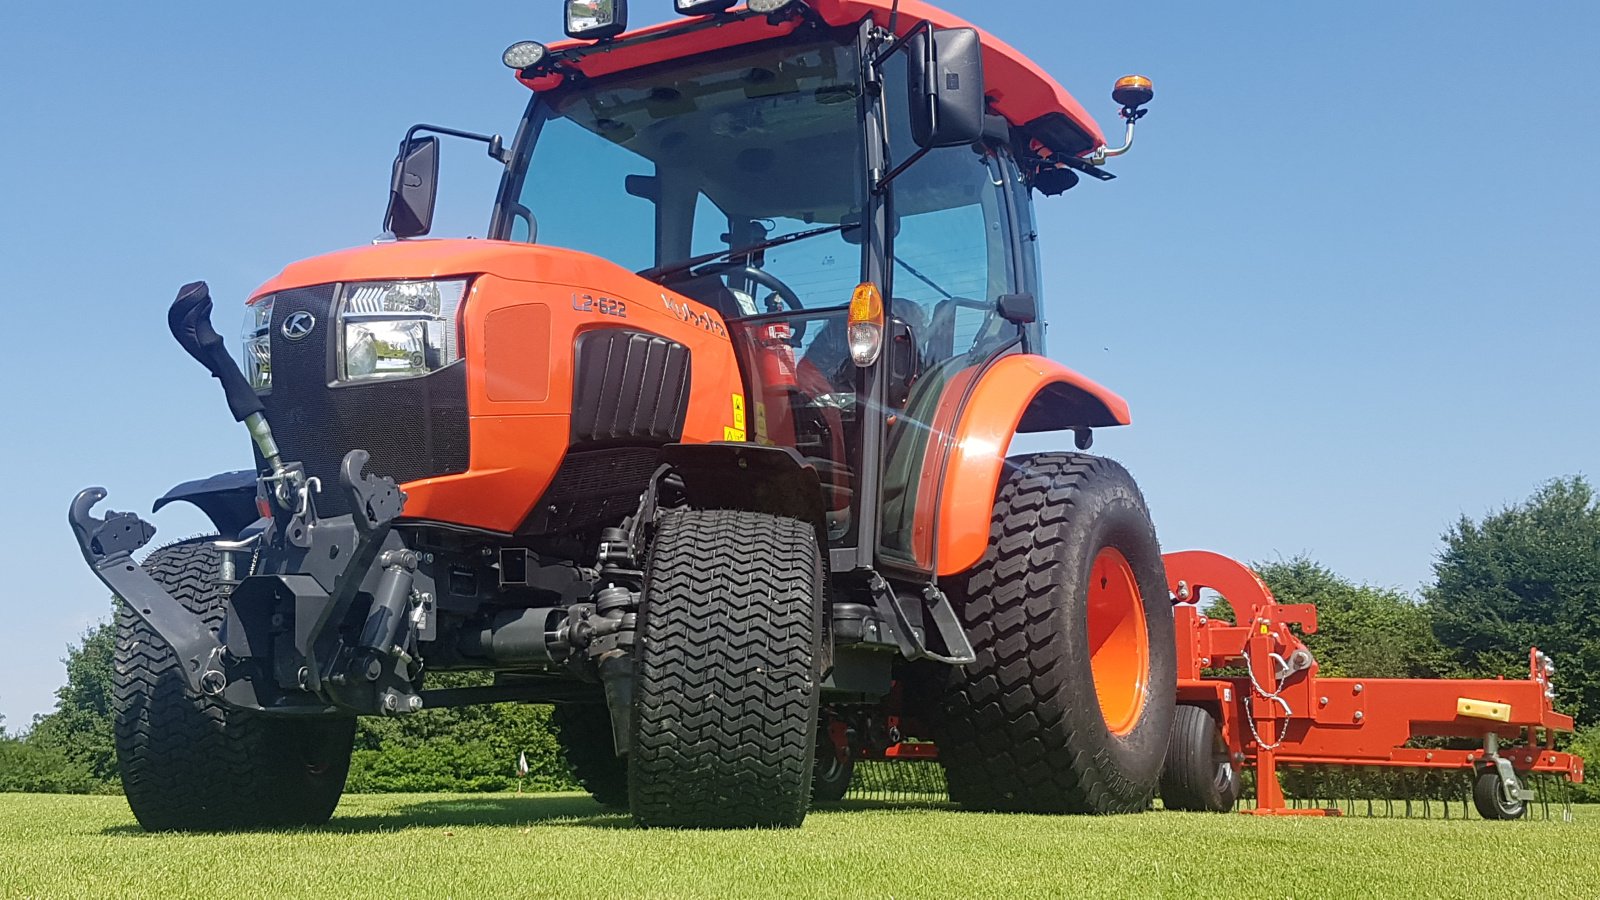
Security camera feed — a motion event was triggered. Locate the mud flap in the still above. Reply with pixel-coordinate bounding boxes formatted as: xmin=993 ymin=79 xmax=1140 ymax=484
xmin=69 ymin=488 xmax=227 ymax=697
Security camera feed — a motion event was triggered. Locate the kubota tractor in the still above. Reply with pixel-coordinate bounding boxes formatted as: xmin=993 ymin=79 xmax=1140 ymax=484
xmin=71 ymin=0 xmax=1172 ymax=831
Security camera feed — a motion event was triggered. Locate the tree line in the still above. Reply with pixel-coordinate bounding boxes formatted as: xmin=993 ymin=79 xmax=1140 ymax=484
xmin=4 ymin=476 xmax=1598 ymax=796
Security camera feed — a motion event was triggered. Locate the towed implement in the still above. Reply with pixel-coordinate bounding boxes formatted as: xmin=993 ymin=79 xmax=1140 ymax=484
xmin=823 ymin=551 xmax=1586 ymax=819
xmin=73 ymin=0 xmax=1179 ymax=831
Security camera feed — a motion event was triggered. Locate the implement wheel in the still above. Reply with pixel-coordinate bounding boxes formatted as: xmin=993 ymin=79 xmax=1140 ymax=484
xmin=812 ymin=724 xmax=855 ymax=804
xmin=1160 ymin=705 xmax=1240 ymax=812
xmin=630 ymin=509 xmax=823 ymax=828
xmin=113 ymin=539 xmax=354 ymax=832
xmin=932 ymin=453 xmax=1176 ymax=814
xmin=1473 ymin=769 xmax=1527 ymax=820
xmin=552 ymin=703 xmax=628 ymax=808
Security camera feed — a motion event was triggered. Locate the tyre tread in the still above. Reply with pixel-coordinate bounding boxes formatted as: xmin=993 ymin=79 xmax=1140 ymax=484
xmin=629 ymin=509 xmax=821 ymax=829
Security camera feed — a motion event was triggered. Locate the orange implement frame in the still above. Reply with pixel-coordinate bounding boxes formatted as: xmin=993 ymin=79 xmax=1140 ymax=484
xmin=1165 ymin=550 xmax=1585 ymax=815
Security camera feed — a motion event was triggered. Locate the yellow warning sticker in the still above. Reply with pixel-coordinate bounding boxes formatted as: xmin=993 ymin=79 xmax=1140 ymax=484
xmin=754 ymin=403 xmax=770 ymax=444
xmin=731 ymin=394 xmax=747 ymax=431
xmin=724 ymin=426 xmax=748 ymax=442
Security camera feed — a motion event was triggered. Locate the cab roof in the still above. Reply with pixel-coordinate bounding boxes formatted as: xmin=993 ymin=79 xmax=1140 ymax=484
xmin=520 ymin=0 xmax=1107 ymax=158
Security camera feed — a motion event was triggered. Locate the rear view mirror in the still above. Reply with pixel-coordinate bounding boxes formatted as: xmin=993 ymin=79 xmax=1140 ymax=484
xmin=384 ymin=136 xmax=440 ymax=239
xmin=998 ymin=293 xmax=1038 ymax=325
xmin=906 ymin=27 xmax=986 ymax=150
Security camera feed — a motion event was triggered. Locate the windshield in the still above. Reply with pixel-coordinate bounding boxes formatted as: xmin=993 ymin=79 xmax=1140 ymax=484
xmin=498 ymin=37 xmax=866 ymax=316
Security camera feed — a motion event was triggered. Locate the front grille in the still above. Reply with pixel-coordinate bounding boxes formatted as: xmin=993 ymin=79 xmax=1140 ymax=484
xmin=258 ymin=284 xmax=470 ymax=516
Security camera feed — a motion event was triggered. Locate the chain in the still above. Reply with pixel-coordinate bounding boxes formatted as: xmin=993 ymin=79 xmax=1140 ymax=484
xmin=1242 ymin=646 xmax=1293 ymax=752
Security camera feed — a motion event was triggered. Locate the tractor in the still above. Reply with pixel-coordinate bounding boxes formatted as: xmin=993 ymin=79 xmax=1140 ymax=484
xmin=70 ymin=0 xmax=1173 ymax=831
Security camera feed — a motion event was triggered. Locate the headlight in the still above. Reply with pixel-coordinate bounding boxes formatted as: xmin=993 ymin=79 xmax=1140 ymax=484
xmin=337 ymin=279 xmax=469 ymax=383
xmin=242 ymin=295 xmax=274 ymax=391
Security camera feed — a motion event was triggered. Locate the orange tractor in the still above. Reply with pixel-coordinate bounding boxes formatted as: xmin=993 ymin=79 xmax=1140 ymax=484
xmin=69 ymin=0 xmax=1574 ymax=832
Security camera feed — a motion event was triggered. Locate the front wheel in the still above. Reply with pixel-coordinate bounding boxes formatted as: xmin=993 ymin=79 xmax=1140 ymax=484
xmin=930 ymin=453 xmax=1176 ymax=814
xmin=629 ymin=509 xmax=823 ymax=828
xmin=113 ymin=539 xmax=354 ymax=831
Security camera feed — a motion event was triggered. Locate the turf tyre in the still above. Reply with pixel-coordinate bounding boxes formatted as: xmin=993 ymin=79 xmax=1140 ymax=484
xmin=113 ymin=539 xmax=355 ymax=831
xmin=551 ymin=703 xmax=629 ymax=808
xmin=629 ymin=509 xmax=823 ymax=829
xmin=1160 ymin=705 xmax=1240 ymax=812
xmin=1472 ymin=769 xmax=1526 ymax=820
xmin=931 ymin=453 xmax=1176 ymax=814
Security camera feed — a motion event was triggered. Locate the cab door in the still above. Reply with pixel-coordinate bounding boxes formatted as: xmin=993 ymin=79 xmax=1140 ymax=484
xmin=878 ymin=139 xmax=1032 ymax=572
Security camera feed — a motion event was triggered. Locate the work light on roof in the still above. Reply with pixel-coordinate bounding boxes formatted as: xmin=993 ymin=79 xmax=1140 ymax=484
xmin=675 ymin=0 xmax=736 ymax=15
xmin=501 ymin=41 xmax=548 ymax=70
xmin=565 ymin=0 xmax=628 ymax=41
xmin=747 ymin=0 xmax=802 ymax=14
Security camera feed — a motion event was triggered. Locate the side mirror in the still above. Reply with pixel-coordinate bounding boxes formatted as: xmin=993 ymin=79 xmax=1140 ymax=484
xmin=384 ymin=136 xmax=440 ymax=239
xmin=997 ymin=293 xmax=1037 ymax=325
xmin=906 ymin=27 xmax=986 ymax=150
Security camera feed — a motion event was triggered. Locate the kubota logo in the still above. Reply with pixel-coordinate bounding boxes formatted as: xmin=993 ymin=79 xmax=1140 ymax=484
xmin=282 ymin=312 xmax=316 ymax=342
xmin=661 ymin=295 xmax=727 ymax=337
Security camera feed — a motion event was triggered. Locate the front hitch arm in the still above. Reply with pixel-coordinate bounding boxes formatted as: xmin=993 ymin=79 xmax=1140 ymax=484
xmin=69 ymin=488 xmax=227 ymax=696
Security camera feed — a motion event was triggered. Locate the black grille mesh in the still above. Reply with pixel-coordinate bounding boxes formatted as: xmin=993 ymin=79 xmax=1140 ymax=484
xmin=258 ymin=284 xmax=470 ymax=517
xmin=521 ymin=447 xmax=663 ymax=535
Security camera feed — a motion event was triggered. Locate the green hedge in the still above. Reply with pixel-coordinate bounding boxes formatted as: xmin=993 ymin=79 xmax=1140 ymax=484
xmin=0 ymin=739 xmax=102 ymax=794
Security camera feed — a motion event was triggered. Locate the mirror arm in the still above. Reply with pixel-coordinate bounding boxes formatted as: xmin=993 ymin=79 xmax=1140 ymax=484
xmin=873 ymin=146 xmax=930 ymax=195
xmin=402 ymin=123 xmax=512 ymax=167
xmin=872 ymin=18 xmax=933 ymax=67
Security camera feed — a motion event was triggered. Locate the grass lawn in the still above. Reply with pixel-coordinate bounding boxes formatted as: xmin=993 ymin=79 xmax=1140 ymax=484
xmin=1 ymin=793 xmax=1596 ymax=898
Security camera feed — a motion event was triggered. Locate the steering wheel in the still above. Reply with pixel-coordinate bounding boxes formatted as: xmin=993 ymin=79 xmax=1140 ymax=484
xmin=702 ymin=262 xmax=809 ymax=345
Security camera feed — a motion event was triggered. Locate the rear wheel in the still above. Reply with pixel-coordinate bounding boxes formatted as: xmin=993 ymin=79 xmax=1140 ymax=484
xmin=113 ymin=539 xmax=354 ymax=831
xmin=630 ymin=509 xmax=823 ymax=828
xmin=930 ymin=453 xmax=1176 ymax=814
xmin=551 ymin=703 xmax=629 ymax=808
xmin=1160 ymin=705 xmax=1240 ymax=812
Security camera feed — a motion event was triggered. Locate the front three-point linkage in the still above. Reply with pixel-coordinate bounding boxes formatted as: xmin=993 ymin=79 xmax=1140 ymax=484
xmin=71 ymin=281 xmax=419 ymax=716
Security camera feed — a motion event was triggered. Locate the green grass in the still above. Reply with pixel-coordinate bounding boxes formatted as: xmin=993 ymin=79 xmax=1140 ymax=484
xmin=1 ymin=794 xmax=1597 ymax=899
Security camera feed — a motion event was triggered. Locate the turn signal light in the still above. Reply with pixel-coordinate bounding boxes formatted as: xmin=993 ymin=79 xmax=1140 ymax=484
xmin=848 ymin=282 xmax=885 ymax=367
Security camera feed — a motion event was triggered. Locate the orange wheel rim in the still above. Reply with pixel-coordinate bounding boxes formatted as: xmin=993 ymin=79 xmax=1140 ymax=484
xmin=1086 ymin=547 xmax=1149 ymax=737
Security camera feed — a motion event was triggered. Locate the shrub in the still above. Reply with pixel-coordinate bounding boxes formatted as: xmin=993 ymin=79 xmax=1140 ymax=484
xmin=0 ymin=739 xmax=100 ymax=794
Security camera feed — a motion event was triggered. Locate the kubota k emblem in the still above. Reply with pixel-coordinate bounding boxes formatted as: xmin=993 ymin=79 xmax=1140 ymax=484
xmin=282 ymin=312 xmax=316 ymax=342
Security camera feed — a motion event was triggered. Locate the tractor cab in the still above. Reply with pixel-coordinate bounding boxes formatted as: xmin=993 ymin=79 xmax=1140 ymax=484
xmin=462 ymin=0 xmax=1149 ymax=574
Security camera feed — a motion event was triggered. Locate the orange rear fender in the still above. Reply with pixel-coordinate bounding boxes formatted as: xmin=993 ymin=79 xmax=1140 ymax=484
xmin=928 ymin=354 xmax=1131 ymax=576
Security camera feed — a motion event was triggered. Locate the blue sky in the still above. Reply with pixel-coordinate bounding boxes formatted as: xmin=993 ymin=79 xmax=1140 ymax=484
xmin=1 ymin=2 xmax=1595 ymax=729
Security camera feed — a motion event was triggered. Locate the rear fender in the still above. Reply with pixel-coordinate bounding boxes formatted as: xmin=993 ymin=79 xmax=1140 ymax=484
xmin=152 ymin=470 xmax=260 ymax=539
xmin=929 ymin=354 xmax=1130 ymax=576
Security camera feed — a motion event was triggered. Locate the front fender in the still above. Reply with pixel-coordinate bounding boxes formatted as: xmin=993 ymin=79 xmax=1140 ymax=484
xmin=933 ymin=355 xmax=1130 ymax=576
xmin=153 ymin=470 xmax=259 ymax=539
